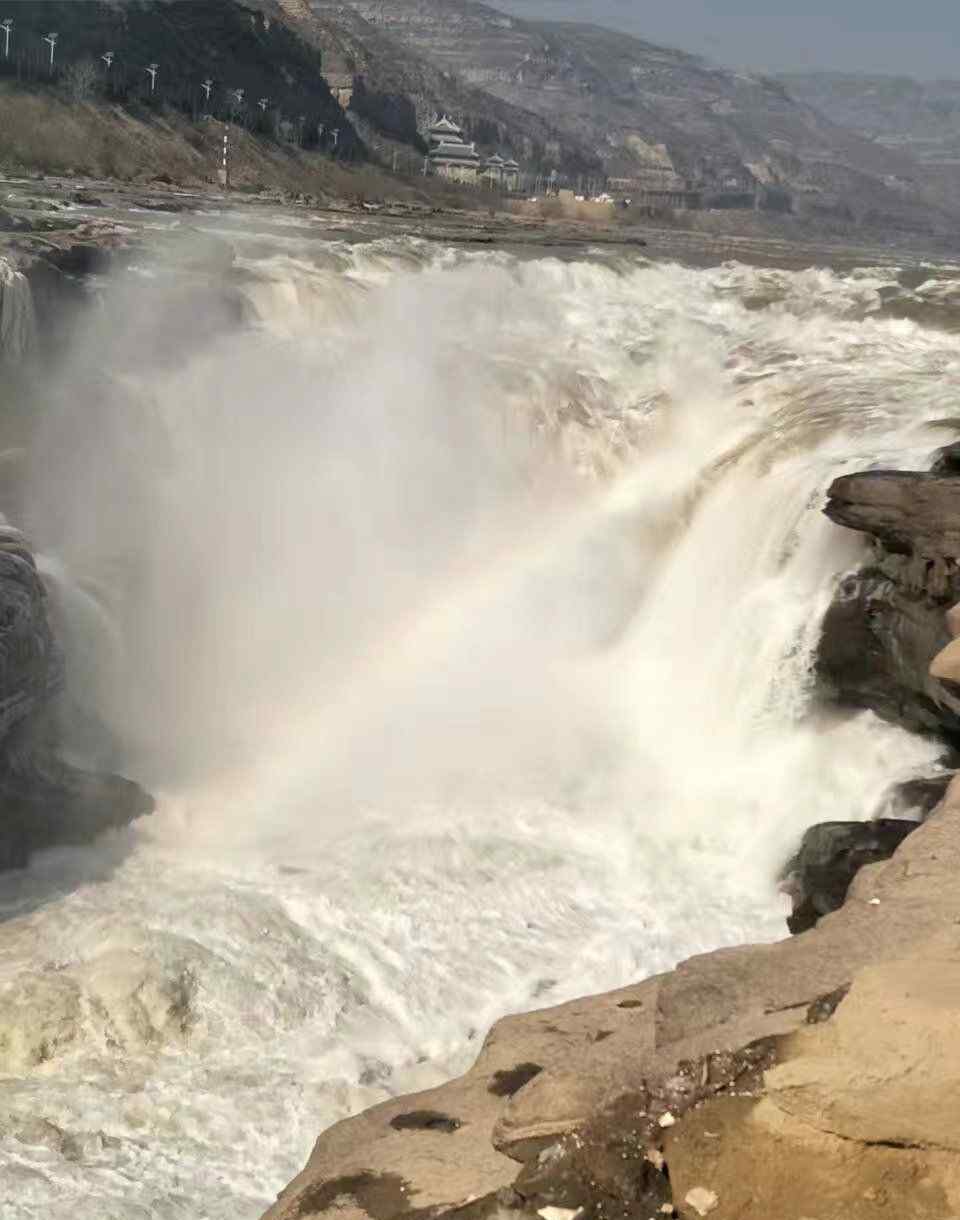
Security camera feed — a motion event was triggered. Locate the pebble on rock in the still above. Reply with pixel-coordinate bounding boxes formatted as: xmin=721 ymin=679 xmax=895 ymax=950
xmin=685 ymin=1187 xmax=719 ymax=1217
xmin=537 ymin=1208 xmax=584 ymax=1220
xmin=658 ymin=1111 xmax=676 ymax=1128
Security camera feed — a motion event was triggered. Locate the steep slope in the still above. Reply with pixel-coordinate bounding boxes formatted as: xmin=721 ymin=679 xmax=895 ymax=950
xmin=0 ymin=0 xmax=358 ymax=153
xmin=260 ymin=0 xmax=604 ymax=174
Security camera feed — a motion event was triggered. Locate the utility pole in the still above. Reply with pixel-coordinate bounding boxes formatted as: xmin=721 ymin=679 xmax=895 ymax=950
xmin=1 ymin=19 xmax=12 ymax=61
xmin=42 ymin=31 xmax=57 ymax=73
xmin=219 ymin=127 xmax=229 ymax=189
xmin=145 ymin=62 xmax=158 ymax=93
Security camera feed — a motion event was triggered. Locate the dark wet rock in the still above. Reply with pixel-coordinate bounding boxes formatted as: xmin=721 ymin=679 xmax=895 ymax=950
xmin=874 ymin=772 xmax=954 ymax=819
xmin=930 ymin=440 xmax=960 ymax=476
xmin=131 ymin=196 xmax=192 ymax=214
xmin=823 ymin=470 xmax=960 ymax=563
xmin=818 ymin=469 xmax=960 ymax=738
xmin=389 ymin=1111 xmax=461 ymax=1133
xmin=488 ymin=1063 xmax=544 ymax=1098
xmin=805 ymin=985 xmax=850 ymax=1025
xmin=816 ymin=565 xmax=960 ymax=736
xmin=780 ymin=819 xmax=918 ymax=934
xmin=0 ymin=734 xmax=154 ymax=872
xmin=0 ymin=527 xmax=152 ymax=870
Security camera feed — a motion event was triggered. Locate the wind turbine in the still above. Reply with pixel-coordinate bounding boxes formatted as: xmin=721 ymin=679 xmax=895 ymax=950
xmin=145 ymin=62 xmax=158 ymax=93
xmin=1 ymin=19 xmax=13 ymax=60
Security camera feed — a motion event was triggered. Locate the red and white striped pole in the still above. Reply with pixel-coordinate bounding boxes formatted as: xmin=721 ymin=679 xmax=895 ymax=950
xmin=220 ymin=129 xmax=229 ymax=189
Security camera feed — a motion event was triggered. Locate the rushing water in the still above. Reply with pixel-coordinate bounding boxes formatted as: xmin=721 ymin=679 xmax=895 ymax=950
xmin=1 ymin=230 xmax=956 ymax=1219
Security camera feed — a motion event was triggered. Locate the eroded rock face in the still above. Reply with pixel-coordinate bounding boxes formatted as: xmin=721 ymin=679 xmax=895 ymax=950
xmin=818 ymin=469 xmax=960 ymax=738
xmin=779 ymin=818 xmax=919 ymax=934
xmin=0 ymin=525 xmax=152 ymax=871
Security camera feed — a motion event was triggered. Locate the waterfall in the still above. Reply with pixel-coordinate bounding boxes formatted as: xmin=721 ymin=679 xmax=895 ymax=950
xmin=0 ymin=258 xmax=37 ymax=366
xmin=1 ymin=233 xmax=954 ymax=1220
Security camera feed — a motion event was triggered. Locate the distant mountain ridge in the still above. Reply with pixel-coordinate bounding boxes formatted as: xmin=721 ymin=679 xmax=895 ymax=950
xmin=778 ymin=72 xmax=960 ymax=220
xmin=286 ymin=0 xmax=955 ymax=233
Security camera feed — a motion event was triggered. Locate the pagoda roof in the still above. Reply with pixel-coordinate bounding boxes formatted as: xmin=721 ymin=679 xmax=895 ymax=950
xmin=430 ymin=141 xmax=480 ymax=163
xmin=429 ymin=115 xmax=463 ymax=136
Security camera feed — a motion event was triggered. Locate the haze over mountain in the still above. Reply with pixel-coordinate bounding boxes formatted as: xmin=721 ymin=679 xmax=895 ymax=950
xmin=491 ymin=0 xmax=960 ymax=80
xmin=781 ymin=71 xmax=960 ymax=209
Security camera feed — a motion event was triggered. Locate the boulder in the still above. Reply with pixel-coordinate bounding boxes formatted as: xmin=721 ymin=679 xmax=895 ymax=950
xmin=824 ymin=470 xmax=960 ymax=558
xmin=874 ymin=771 xmax=953 ymax=818
xmin=818 ymin=469 xmax=960 ymax=737
xmin=930 ymin=440 xmax=960 ymax=476
xmin=779 ymin=818 xmax=920 ymax=934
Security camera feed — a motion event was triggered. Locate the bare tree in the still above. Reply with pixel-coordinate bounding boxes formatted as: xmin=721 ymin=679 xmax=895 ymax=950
xmin=63 ymin=57 xmax=98 ymax=102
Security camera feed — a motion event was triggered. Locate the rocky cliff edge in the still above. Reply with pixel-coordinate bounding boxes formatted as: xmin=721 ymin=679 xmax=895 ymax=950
xmin=262 ymin=772 xmax=960 ymax=1220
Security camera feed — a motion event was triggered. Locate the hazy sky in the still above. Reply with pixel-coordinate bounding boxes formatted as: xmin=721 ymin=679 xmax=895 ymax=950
xmin=493 ymin=0 xmax=957 ymax=79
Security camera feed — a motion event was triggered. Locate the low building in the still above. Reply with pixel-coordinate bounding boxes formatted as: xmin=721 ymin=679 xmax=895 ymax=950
xmin=425 ymin=116 xmax=523 ymax=190
xmin=426 ymin=115 xmax=481 ymax=184
xmin=429 ymin=140 xmax=481 ymax=184
xmin=481 ymin=152 xmax=506 ymax=188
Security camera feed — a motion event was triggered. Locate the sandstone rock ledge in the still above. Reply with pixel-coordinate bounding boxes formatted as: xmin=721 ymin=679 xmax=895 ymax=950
xmin=264 ymin=778 xmax=960 ymax=1220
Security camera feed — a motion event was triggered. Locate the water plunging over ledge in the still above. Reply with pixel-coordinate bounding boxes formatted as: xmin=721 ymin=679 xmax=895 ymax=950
xmin=1 ymin=234 xmax=954 ymax=1219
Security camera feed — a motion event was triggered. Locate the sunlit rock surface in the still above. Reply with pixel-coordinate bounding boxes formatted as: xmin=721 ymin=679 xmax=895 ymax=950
xmin=264 ymin=786 xmax=960 ymax=1220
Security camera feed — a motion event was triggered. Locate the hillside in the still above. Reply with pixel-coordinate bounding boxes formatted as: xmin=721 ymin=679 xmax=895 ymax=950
xmin=327 ymin=0 xmax=956 ymax=234
xmin=0 ymin=0 xmax=356 ymax=152
xmin=781 ymin=72 xmax=960 ymax=202
xmin=254 ymin=0 xmax=604 ymax=176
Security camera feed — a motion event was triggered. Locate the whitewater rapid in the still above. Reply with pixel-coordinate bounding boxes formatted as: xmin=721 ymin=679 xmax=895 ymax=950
xmin=1 ymin=231 xmax=957 ymax=1219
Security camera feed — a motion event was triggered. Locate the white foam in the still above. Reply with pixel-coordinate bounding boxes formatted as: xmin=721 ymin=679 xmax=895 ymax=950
xmin=1 ymin=240 xmax=952 ymax=1218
